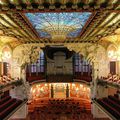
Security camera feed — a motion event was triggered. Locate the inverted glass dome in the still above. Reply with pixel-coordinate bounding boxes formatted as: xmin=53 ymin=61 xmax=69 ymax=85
xmin=25 ymin=12 xmax=92 ymax=40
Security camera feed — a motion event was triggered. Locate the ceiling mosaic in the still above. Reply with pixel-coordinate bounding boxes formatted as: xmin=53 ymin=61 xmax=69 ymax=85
xmin=25 ymin=12 xmax=92 ymax=40
xmin=0 ymin=0 xmax=119 ymax=48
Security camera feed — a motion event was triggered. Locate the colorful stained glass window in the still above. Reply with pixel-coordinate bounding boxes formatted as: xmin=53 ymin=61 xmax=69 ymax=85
xmin=25 ymin=12 xmax=92 ymax=38
xmin=27 ymin=51 xmax=45 ymax=74
xmin=74 ymin=53 xmax=92 ymax=74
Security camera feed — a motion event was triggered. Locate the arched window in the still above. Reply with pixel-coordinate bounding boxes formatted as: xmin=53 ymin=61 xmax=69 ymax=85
xmin=107 ymin=45 xmax=118 ymax=75
xmin=27 ymin=51 xmax=45 ymax=76
xmin=2 ymin=46 xmax=12 ymax=63
xmin=36 ymin=51 xmax=44 ymax=73
xmin=107 ymin=45 xmax=117 ymax=61
xmin=73 ymin=53 xmax=92 ymax=82
xmin=0 ymin=46 xmax=12 ymax=76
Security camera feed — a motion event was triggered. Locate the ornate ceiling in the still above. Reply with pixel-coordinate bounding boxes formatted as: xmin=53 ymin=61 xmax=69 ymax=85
xmin=25 ymin=12 xmax=92 ymax=40
xmin=0 ymin=0 xmax=119 ymax=48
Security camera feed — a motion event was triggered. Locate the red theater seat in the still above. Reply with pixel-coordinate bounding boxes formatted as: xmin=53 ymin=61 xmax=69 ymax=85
xmin=0 ymin=96 xmax=11 ymax=105
xmin=96 ymin=95 xmax=120 ymax=119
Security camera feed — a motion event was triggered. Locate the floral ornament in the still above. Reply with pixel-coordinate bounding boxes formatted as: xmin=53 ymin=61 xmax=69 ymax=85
xmin=19 ymin=45 xmax=42 ymax=69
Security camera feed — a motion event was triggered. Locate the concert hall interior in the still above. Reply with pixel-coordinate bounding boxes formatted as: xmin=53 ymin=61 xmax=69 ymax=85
xmin=0 ymin=0 xmax=120 ymax=120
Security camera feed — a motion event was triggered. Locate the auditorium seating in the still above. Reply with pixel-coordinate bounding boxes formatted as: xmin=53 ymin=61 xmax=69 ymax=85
xmin=96 ymin=94 xmax=120 ymax=119
xmin=0 ymin=75 xmax=19 ymax=86
xmin=0 ymin=91 xmax=23 ymax=120
xmin=28 ymin=98 xmax=92 ymax=120
xmin=100 ymin=74 xmax=120 ymax=85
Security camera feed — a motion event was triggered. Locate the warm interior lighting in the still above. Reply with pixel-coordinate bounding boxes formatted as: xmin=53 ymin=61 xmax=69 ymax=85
xmin=0 ymin=51 xmax=11 ymax=61
xmin=108 ymin=50 xmax=120 ymax=61
xmin=76 ymin=87 xmax=79 ymax=91
xmin=107 ymin=45 xmax=120 ymax=61
xmin=72 ymin=83 xmax=75 ymax=87
xmin=80 ymin=84 xmax=83 ymax=88
xmin=0 ymin=0 xmax=4 ymax=5
xmin=30 ymin=83 xmax=90 ymax=100
xmin=0 ymin=52 xmax=2 ymax=62
xmin=83 ymin=87 xmax=86 ymax=91
xmin=70 ymin=83 xmax=90 ymax=99
xmin=108 ymin=50 xmax=114 ymax=58
xmin=30 ymin=83 xmax=49 ymax=99
xmin=3 ymin=51 xmax=11 ymax=59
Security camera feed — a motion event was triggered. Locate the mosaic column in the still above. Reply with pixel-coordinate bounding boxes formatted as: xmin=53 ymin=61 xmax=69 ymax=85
xmin=91 ymin=61 xmax=99 ymax=116
xmin=66 ymin=84 xmax=69 ymax=98
xmin=51 ymin=84 xmax=54 ymax=98
xmin=92 ymin=62 xmax=99 ymax=99
xmin=91 ymin=61 xmax=108 ymax=118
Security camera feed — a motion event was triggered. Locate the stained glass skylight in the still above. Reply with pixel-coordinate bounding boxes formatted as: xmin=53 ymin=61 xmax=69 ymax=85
xmin=25 ymin=12 xmax=92 ymax=40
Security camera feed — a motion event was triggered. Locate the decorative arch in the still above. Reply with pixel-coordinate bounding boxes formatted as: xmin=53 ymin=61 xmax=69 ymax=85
xmin=26 ymin=50 xmax=45 ymax=83
xmin=0 ymin=44 xmax=13 ymax=76
xmin=13 ymin=44 xmax=43 ymax=68
xmin=107 ymin=44 xmax=118 ymax=61
xmin=73 ymin=53 xmax=92 ymax=82
xmin=2 ymin=45 xmax=12 ymax=62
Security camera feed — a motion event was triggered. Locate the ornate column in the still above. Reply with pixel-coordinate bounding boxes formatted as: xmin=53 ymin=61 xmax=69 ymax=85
xmin=20 ymin=64 xmax=31 ymax=101
xmin=91 ymin=61 xmax=99 ymax=117
xmin=51 ymin=84 xmax=54 ymax=98
xmin=66 ymin=84 xmax=69 ymax=98
xmin=20 ymin=66 xmax=26 ymax=82
xmin=92 ymin=61 xmax=99 ymax=99
xmin=91 ymin=61 xmax=108 ymax=119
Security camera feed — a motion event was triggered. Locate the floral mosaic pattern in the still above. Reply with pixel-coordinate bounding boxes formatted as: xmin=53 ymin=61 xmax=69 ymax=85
xmin=25 ymin=12 xmax=92 ymax=38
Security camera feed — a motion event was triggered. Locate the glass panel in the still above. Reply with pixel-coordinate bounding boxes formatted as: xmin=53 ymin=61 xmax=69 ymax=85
xmin=29 ymin=51 xmax=45 ymax=74
xmin=74 ymin=53 xmax=92 ymax=73
xmin=25 ymin=12 xmax=92 ymax=38
xmin=41 ymin=66 xmax=44 ymax=72
xmin=40 ymin=60 xmax=44 ymax=65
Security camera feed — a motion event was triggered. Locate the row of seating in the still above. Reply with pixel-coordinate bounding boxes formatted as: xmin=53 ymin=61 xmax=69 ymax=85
xmin=96 ymin=94 xmax=120 ymax=119
xmin=101 ymin=74 xmax=120 ymax=84
xmin=0 ymin=90 xmax=9 ymax=99
xmin=28 ymin=98 xmax=92 ymax=120
xmin=0 ymin=96 xmax=11 ymax=105
xmin=0 ymin=92 xmax=23 ymax=119
xmin=0 ymin=100 xmax=22 ymax=119
xmin=28 ymin=98 xmax=91 ymax=113
xmin=0 ymin=75 xmax=19 ymax=85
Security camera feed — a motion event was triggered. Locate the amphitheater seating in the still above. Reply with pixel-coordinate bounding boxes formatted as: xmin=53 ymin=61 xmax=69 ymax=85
xmin=0 ymin=92 xmax=23 ymax=120
xmin=108 ymin=95 xmax=120 ymax=105
xmin=96 ymin=94 xmax=120 ymax=119
xmin=0 ymin=96 xmax=11 ymax=105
